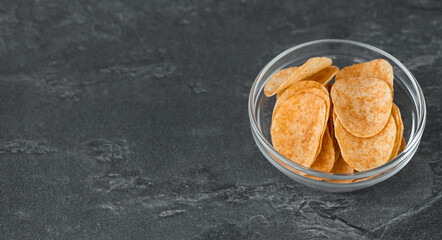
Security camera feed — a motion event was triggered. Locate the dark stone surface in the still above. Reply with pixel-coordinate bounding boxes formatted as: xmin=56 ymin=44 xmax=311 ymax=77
xmin=0 ymin=0 xmax=441 ymax=239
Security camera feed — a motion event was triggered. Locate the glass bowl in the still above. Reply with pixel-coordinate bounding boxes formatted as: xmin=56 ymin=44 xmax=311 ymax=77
xmin=248 ymin=39 xmax=426 ymax=192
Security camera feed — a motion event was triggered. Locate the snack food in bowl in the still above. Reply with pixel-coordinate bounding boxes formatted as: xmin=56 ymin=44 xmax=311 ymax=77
xmin=248 ymin=39 xmax=426 ymax=192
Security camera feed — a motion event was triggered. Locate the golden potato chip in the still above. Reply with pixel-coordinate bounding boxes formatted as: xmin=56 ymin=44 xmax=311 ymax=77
xmin=275 ymin=86 xmax=330 ymax=160
xmin=389 ymin=104 xmax=404 ymax=160
xmin=310 ymin=128 xmax=335 ymax=172
xmin=328 ymin=115 xmax=334 ymax=146
xmin=331 ymin=111 xmax=341 ymax=161
xmin=333 ymin=141 xmax=340 ymax=164
xmin=332 ymin=107 xmax=338 ymax=125
xmin=305 ymin=66 xmax=339 ymax=85
xmin=271 ymin=93 xmax=327 ymax=167
xmin=331 ymin=108 xmax=341 ymax=162
xmin=280 ymin=88 xmax=330 ymax=123
xmin=331 ymin=77 xmax=393 ymax=138
xmin=270 ymin=152 xmax=323 ymax=181
xmin=335 ymin=59 xmax=394 ymax=94
xmin=335 ymin=116 xmax=397 ymax=171
xmin=327 ymin=86 xmax=334 ymax=140
xmin=326 ymin=155 xmax=354 ymax=183
xmin=264 ymin=67 xmax=299 ymax=97
xmin=398 ymin=137 xmax=406 ymax=154
xmin=268 ymin=57 xmax=332 ymax=96
xmin=326 ymin=82 xmax=333 ymax=91
xmin=273 ymin=81 xmax=329 ymax=119
xmin=276 ymin=69 xmax=330 ymax=99
xmin=331 ymin=155 xmax=355 ymax=174
xmin=328 ymin=114 xmax=334 ymax=141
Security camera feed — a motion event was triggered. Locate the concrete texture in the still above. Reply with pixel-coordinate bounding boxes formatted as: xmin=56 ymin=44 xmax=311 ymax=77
xmin=0 ymin=0 xmax=441 ymax=239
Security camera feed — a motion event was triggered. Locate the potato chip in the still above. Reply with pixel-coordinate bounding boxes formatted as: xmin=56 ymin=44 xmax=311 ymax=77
xmin=333 ymin=141 xmax=340 ymax=164
xmin=389 ymin=104 xmax=404 ymax=160
xmin=266 ymin=57 xmax=406 ymax=178
xmin=310 ymin=127 xmax=335 ymax=172
xmin=331 ymin=77 xmax=392 ymax=138
xmin=305 ymin=66 xmax=339 ymax=85
xmin=331 ymin=111 xmax=341 ymax=162
xmin=270 ymin=152 xmax=323 ymax=181
xmin=275 ymin=85 xmax=330 ymax=160
xmin=268 ymin=57 xmax=332 ymax=96
xmin=335 ymin=116 xmax=396 ymax=171
xmin=398 ymin=137 xmax=406 ymax=154
xmin=273 ymin=81 xmax=329 ymax=120
xmin=331 ymin=155 xmax=355 ymax=173
xmin=326 ymin=82 xmax=333 ymax=90
xmin=327 ymin=85 xmax=334 ymax=140
xmin=326 ymin=155 xmax=354 ymax=183
xmin=264 ymin=67 xmax=299 ymax=96
xmin=332 ymin=107 xmax=338 ymax=123
xmin=335 ymin=59 xmax=394 ymax=94
xmin=271 ymin=93 xmax=327 ymax=167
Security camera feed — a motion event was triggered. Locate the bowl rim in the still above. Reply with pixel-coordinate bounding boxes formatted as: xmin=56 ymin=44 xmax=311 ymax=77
xmin=248 ymin=39 xmax=427 ymax=180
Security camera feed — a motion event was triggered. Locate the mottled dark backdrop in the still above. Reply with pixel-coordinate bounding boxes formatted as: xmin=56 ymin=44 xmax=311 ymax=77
xmin=0 ymin=0 xmax=441 ymax=239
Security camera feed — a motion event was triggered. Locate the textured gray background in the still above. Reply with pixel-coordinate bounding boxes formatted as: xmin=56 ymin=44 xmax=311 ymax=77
xmin=0 ymin=0 xmax=441 ymax=239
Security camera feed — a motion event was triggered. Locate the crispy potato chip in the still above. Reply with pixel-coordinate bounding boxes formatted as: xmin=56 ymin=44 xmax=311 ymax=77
xmin=327 ymin=95 xmax=340 ymax=162
xmin=268 ymin=57 xmax=332 ymax=96
xmin=333 ymin=141 xmax=340 ymax=164
xmin=335 ymin=116 xmax=396 ymax=171
xmin=275 ymin=85 xmax=330 ymax=160
xmin=331 ymin=110 xmax=341 ymax=162
xmin=398 ymin=137 xmax=406 ymax=154
xmin=267 ymin=57 xmax=405 ymax=177
xmin=326 ymin=155 xmax=354 ymax=183
xmin=332 ymin=107 xmax=338 ymax=124
xmin=326 ymin=82 xmax=333 ymax=91
xmin=336 ymin=59 xmax=394 ymax=94
xmin=273 ymin=81 xmax=329 ymax=120
xmin=310 ymin=128 xmax=335 ymax=172
xmin=331 ymin=77 xmax=393 ymax=138
xmin=270 ymin=152 xmax=324 ymax=181
xmin=264 ymin=67 xmax=299 ymax=96
xmin=332 ymin=108 xmax=341 ymax=163
xmin=271 ymin=93 xmax=327 ymax=167
xmin=279 ymin=87 xmax=330 ymax=122
xmin=331 ymin=155 xmax=355 ymax=173
xmin=328 ymin=115 xmax=334 ymax=146
xmin=305 ymin=66 xmax=339 ymax=85
xmin=327 ymin=85 xmax=334 ymax=140
xmin=389 ymin=104 xmax=404 ymax=160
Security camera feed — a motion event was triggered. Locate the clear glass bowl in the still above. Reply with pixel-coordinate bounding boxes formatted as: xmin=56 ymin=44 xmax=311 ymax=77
xmin=248 ymin=39 xmax=426 ymax=192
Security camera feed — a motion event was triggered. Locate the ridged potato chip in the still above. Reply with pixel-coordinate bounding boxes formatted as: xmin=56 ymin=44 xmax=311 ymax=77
xmin=389 ymin=104 xmax=404 ymax=160
xmin=264 ymin=67 xmax=299 ymax=96
xmin=310 ymin=127 xmax=335 ymax=172
xmin=271 ymin=93 xmax=327 ymax=167
xmin=336 ymin=59 xmax=394 ymax=94
xmin=305 ymin=66 xmax=339 ymax=85
xmin=331 ymin=77 xmax=392 ymax=138
xmin=273 ymin=81 xmax=329 ymax=120
xmin=268 ymin=57 xmax=332 ymax=96
xmin=335 ymin=116 xmax=396 ymax=171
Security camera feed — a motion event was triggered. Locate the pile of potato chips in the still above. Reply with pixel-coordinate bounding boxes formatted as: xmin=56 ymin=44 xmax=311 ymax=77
xmin=265 ymin=57 xmax=405 ymax=180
